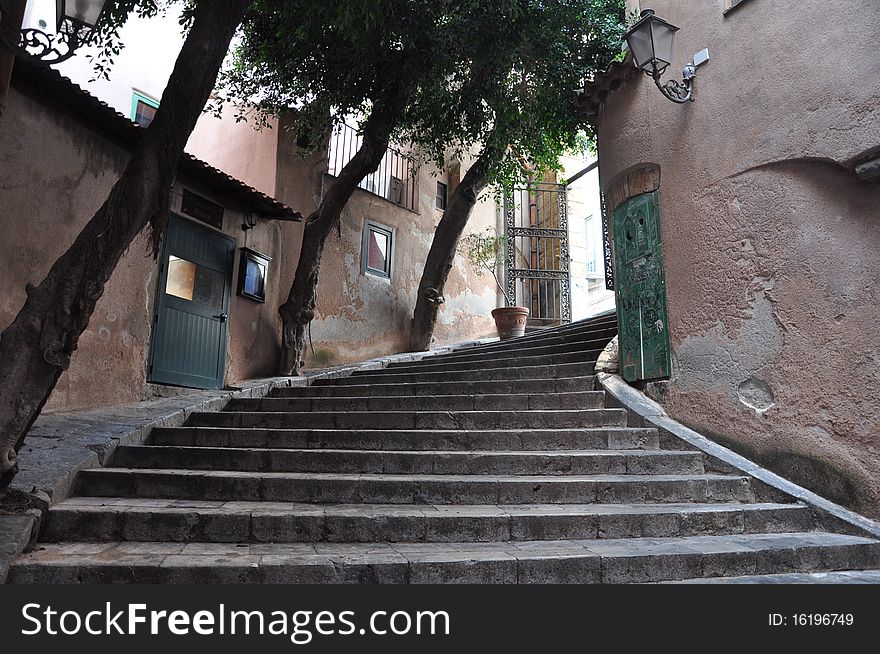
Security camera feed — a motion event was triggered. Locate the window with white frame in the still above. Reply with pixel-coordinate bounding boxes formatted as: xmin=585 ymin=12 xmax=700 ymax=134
xmin=361 ymin=220 xmax=394 ymax=279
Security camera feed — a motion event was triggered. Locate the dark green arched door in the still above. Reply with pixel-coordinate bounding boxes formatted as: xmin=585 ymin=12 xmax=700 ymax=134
xmin=612 ymin=191 xmax=671 ymax=382
xmin=148 ymin=215 xmax=235 ymax=390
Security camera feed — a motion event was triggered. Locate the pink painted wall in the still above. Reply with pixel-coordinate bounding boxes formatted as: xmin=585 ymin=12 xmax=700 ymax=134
xmin=0 ymin=82 xmax=293 ymax=412
xmin=187 ymin=105 xmax=279 ymax=198
xmin=599 ymin=0 xmax=880 ymax=515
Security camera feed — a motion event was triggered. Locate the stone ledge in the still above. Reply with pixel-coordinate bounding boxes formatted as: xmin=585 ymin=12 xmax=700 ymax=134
xmin=0 ymin=512 xmax=40 ymax=584
xmin=597 ymin=372 xmax=880 ymax=541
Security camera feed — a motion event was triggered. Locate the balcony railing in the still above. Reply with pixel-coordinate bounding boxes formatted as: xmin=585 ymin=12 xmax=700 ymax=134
xmin=327 ymin=123 xmax=418 ymax=212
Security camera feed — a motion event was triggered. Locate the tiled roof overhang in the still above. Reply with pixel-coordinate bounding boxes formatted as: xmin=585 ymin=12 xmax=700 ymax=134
xmin=573 ymin=55 xmax=636 ymax=123
xmin=11 ymin=55 xmax=302 ymax=222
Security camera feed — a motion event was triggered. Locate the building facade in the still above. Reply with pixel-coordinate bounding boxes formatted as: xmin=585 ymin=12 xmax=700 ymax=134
xmin=585 ymin=0 xmax=880 ymax=516
xmin=1 ymin=10 xmax=501 ymax=413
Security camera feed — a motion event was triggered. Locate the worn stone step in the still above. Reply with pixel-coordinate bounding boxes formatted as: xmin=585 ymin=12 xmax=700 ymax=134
xmin=668 ymin=570 xmax=880 ymax=584
xmin=316 ymin=362 xmax=595 ymax=385
xmin=11 ymin=533 xmax=879 ymax=584
xmin=271 ymin=377 xmax=598 ymax=398
xmin=455 ymin=317 xmax=614 ymax=353
xmin=149 ymin=427 xmax=660 ymax=451
xmin=475 ymin=315 xmax=616 ymax=346
xmin=185 ymin=408 xmax=628 ymax=430
xmin=112 ymin=446 xmax=702 ymax=475
xmin=397 ymin=336 xmax=614 ymax=367
xmin=74 ymin=469 xmax=754 ymax=504
xmin=354 ymin=351 xmax=600 ymax=376
xmin=41 ymin=500 xmax=809 ymax=544
xmin=226 ymin=391 xmax=605 ymax=413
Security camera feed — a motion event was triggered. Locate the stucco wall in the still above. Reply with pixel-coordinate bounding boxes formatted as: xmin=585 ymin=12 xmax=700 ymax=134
xmin=0 ymin=84 xmax=292 ymax=412
xmin=294 ymin=162 xmax=497 ymax=368
xmin=599 ymin=0 xmax=880 ymax=515
xmin=187 ymin=113 xmax=499 ymax=369
xmin=186 ymin=106 xmax=279 ymax=198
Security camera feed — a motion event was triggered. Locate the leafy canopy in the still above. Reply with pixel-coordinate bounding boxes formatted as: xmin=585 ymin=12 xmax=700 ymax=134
xmin=223 ymin=0 xmax=625 ymax=183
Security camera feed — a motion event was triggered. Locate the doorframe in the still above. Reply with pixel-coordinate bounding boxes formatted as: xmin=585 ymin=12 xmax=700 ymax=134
xmin=147 ymin=213 xmax=236 ymax=390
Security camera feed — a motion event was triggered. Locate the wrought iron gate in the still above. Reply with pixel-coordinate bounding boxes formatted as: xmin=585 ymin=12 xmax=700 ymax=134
xmin=504 ymin=181 xmax=571 ymax=325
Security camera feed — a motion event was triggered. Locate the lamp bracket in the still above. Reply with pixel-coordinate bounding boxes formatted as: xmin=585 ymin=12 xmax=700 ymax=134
xmin=648 ymin=62 xmax=695 ymax=103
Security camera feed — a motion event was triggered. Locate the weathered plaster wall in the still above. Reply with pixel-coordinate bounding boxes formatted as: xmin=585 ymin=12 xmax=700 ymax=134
xmin=0 ymin=84 xmax=291 ymax=412
xmin=191 ymin=114 xmax=499 ymax=369
xmin=186 ymin=106 xmax=279 ymax=198
xmin=599 ymin=0 xmax=880 ymax=515
xmin=302 ymin=169 xmax=498 ymax=367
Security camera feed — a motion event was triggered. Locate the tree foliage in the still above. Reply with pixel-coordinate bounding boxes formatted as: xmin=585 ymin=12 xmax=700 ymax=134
xmin=221 ymin=0 xmax=625 ymax=178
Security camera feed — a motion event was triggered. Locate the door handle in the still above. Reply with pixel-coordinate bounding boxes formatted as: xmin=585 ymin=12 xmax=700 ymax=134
xmin=213 ymin=313 xmax=228 ymax=323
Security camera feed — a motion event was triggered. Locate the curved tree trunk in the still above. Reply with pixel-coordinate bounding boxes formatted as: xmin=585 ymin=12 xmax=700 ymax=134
xmin=409 ymin=146 xmax=495 ymax=351
xmin=0 ymin=0 xmax=251 ymax=488
xmin=278 ymin=85 xmax=406 ymax=375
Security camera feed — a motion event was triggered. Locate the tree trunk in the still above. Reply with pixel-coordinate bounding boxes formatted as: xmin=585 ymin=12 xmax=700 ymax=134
xmin=409 ymin=147 xmax=495 ymax=351
xmin=278 ymin=86 xmax=406 ymax=375
xmin=0 ymin=0 xmax=251 ymax=488
xmin=0 ymin=0 xmax=27 ymax=121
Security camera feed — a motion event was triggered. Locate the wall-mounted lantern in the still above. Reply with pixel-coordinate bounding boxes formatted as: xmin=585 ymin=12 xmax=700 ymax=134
xmin=624 ymin=9 xmax=707 ymax=104
xmin=241 ymin=212 xmax=258 ymax=231
xmin=18 ymin=0 xmax=109 ymax=64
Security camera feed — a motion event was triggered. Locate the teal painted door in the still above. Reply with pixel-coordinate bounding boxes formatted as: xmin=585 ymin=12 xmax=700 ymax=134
xmin=149 ymin=215 xmax=235 ymax=389
xmin=612 ymin=191 xmax=671 ymax=382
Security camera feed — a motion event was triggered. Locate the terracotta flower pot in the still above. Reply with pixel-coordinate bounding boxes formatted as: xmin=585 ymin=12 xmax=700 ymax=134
xmin=491 ymin=306 xmax=530 ymax=340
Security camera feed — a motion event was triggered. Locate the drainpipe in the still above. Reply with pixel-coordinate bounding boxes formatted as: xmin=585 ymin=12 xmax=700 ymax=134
xmin=0 ymin=0 xmax=26 ymax=122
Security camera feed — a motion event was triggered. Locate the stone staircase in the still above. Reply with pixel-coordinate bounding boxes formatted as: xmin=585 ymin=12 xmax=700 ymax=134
xmin=10 ymin=313 xmax=880 ymax=583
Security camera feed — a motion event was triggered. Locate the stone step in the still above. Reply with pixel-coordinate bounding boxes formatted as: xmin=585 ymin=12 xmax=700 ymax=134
xmin=226 ymin=391 xmax=606 ymax=413
xmin=11 ymin=533 xmax=878 ymax=584
xmin=40 ymin=499 xmax=810 ymax=544
xmin=481 ymin=315 xmax=617 ymax=344
xmin=185 ymin=408 xmax=628 ymax=430
xmin=112 ymin=446 xmax=703 ymax=475
xmin=271 ymin=376 xmax=597 ymax=398
xmin=397 ymin=335 xmax=614 ymax=367
xmin=315 ymin=362 xmax=595 ymax=385
xmin=74 ymin=469 xmax=754 ymax=504
xmin=353 ymin=351 xmax=600 ymax=376
xmin=669 ymin=570 xmax=880 ymax=584
xmin=149 ymin=427 xmax=660 ymax=451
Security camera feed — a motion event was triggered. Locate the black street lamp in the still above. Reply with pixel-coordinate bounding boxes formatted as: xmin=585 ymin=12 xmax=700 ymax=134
xmin=624 ymin=9 xmax=697 ymax=104
xmin=19 ymin=0 xmax=109 ymax=64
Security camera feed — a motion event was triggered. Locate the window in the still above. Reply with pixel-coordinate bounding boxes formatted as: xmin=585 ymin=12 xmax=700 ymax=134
xmin=237 ymin=248 xmax=271 ymax=302
xmin=361 ymin=220 xmax=394 ymax=279
xmin=131 ymin=90 xmax=159 ymax=127
xmin=327 ymin=123 xmax=418 ymax=211
xmin=166 ymin=255 xmax=225 ymax=308
xmin=436 ymin=181 xmax=448 ymax=210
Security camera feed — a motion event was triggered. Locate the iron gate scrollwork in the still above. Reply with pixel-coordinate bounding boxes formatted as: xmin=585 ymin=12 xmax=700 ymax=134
xmin=600 ymin=188 xmax=615 ymax=291
xmin=504 ymin=181 xmax=571 ymax=325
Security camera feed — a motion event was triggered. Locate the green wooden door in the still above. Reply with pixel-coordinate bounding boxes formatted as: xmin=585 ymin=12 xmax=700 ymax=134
xmin=612 ymin=191 xmax=671 ymax=382
xmin=149 ymin=215 xmax=235 ymax=389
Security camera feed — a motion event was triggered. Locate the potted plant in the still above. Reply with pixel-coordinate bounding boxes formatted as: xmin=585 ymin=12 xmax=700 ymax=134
xmin=461 ymin=229 xmax=530 ymax=339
